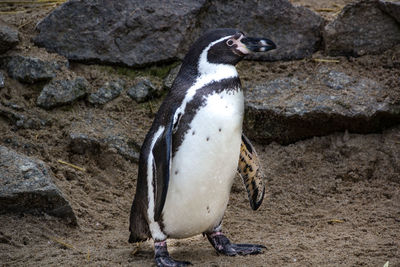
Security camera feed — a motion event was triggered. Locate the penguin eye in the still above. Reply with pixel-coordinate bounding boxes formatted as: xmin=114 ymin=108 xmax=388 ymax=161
xmin=226 ymin=39 xmax=234 ymax=47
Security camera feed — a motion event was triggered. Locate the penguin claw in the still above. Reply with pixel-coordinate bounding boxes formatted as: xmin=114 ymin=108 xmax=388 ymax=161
xmin=207 ymin=232 xmax=266 ymax=256
xmin=230 ymin=243 xmax=266 ymax=255
xmin=155 ymin=256 xmax=192 ymax=267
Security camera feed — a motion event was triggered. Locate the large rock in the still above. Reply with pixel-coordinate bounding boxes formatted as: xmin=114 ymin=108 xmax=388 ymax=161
xmin=34 ymin=0 xmax=323 ymax=66
xmin=34 ymin=0 xmax=205 ymax=67
xmin=0 ymin=20 xmax=19 ymax=54
xmin=3 ymin=55 xmax=67 ymax=84
xmin=0 ymin=146 xmax=76 ymax=224
xmin=37 ymin=77 xmax=89 ymax=109
xmin=244 ymin=66 xmax=400 ymax=144
xmin=183 ymin=0 xmax=325 ymax=61
xmin=324 ymin=0 xmax=400 ymax=57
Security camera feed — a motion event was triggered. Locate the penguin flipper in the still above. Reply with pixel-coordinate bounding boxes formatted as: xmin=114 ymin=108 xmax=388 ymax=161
xmin=152 ymin=116 xmax=174 ymax=222
xmin=238 ymin=134 xmax=265 ymax=211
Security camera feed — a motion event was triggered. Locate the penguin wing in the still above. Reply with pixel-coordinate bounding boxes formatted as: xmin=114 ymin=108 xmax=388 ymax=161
xmin=238 ymin=134 xmax=265 ymax=211
xmin=152 ymin=116 xmax=174 ymax=222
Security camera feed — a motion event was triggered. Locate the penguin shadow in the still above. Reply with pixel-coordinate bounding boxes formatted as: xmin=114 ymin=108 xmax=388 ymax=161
xmin=170 ymin=246 xmax=213 ymax=262
xmin=127 ymin=239 xmax=213 ymax=265
xmin=145 ymin=236 xmax=225 ymax=265
xmin=166 ymin=237 xmax=242 ymax=266
xmin=127 ymin=249 xmax=157 ymax=266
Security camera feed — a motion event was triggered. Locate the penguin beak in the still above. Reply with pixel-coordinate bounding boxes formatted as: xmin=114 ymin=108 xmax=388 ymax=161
xmin=228 ymin=33 xmax=276 ymax=56
xmin=241 ymin=37 xmax=276 ymax=53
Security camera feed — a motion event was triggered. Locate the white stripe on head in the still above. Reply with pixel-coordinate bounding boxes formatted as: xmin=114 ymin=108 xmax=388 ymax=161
xmin=198 ymin=35 xmax=236 ymax=76
xmin=147 ymin=126 xmax=167 ymax=241
xmin=173 ymin=35 xmax=239 ymax=126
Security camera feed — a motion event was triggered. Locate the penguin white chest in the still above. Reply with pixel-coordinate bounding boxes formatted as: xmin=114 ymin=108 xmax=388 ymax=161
xmin=162 ymin=89 xmax=244 ymax=238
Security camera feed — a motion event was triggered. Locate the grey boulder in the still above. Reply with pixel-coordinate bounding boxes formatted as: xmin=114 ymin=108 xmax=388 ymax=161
xmin=184 ymin=0 xmax=325 ymax=61
xmin=37 ymin=77 xmax=89 ymax=109
xmin=0 ymin=146 xmax=76 ymax=224
xmin=34 ymin=0 xmax=324 ymax=66
xmin=244 ymin=66 xmax=400 ymax=144
xmin=324 ymin=0 xmax=400 ymax=57
xmin=34 ymin=0 xmax=205 ymax=67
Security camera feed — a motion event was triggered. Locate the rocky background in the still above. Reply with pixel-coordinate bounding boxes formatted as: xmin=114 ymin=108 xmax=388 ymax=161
xmin=0 ymin=0 xmax=399 ymax=266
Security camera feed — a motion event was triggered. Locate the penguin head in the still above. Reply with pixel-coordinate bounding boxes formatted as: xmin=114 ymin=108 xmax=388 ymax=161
xmin=183 ymin=28 xmax=276 ymax=69
xmin=207 ymin=29 xmax=276 ymax=65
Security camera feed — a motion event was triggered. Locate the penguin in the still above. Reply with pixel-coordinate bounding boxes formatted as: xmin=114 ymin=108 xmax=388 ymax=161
xmin=129 ymin=28 xmax=276 ymax=267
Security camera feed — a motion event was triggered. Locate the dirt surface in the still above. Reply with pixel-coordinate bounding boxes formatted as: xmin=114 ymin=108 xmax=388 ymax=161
xmin=1 ymin=1 xmax=400 ymax=266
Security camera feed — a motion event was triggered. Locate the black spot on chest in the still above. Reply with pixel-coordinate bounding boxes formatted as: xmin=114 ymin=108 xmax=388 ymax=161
xmin=172 ymin=77 xmax=241 ymax=157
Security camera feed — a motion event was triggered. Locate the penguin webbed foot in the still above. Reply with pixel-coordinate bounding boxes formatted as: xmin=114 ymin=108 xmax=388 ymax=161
xmin=155 ymin=241 xmax=192 ymax=267
xmin=155 ymin=256 xmax=191 ymax=267
xmin=206 ymin=232 xmax=266 ymax=256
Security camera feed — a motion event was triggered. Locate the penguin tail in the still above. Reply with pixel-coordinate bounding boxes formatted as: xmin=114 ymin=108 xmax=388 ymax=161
xmin=128 ymin=231 xmax=148 ymax=243
xmin=129 ymin=199 xmax=151 ymax=243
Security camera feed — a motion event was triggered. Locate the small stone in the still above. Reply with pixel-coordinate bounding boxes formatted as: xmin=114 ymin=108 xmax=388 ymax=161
xmin=37 ymin=77 xmax=89 ymax=109
xmin=0 ymin=106 xmax=47 ymax=130
xmin=69 ymin=133 xmax=101 ymax=155
xmin=318 ymin=67 xmax=354 ymax=90
xmin=0 ymin=146 xmax=77 ymax=224
xmin=88 ymin=79 xmax=125 ymax=105
xmin=163 ymin=64 xmax=181 ymax=90
xmin=105 ymin=136 xmax=140 ymax=163
xmin=68 ymin=113 xmax=140 ymax=163
xmin=0 ymin=71 xmax=4 ymax=88
xmin=127 ymin=79 xmax=158 ymax=103
xmin=5 ymin=55 xmax=67 ymax=83
xmin=0 ymin=20 xmax=19 ymax=54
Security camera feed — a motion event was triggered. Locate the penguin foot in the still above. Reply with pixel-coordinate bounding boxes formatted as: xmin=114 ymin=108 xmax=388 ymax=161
xmin=155 ymin=256 xmax=191 ymax=267
xmin=155 ymin=240 xmax=192 ymax=267
xmin=206 ymin=232 xmax=266 ymax=256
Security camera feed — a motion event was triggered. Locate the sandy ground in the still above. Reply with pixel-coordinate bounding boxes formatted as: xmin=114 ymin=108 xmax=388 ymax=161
xmin=1 ymin=1 xmax=400 ymax=266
